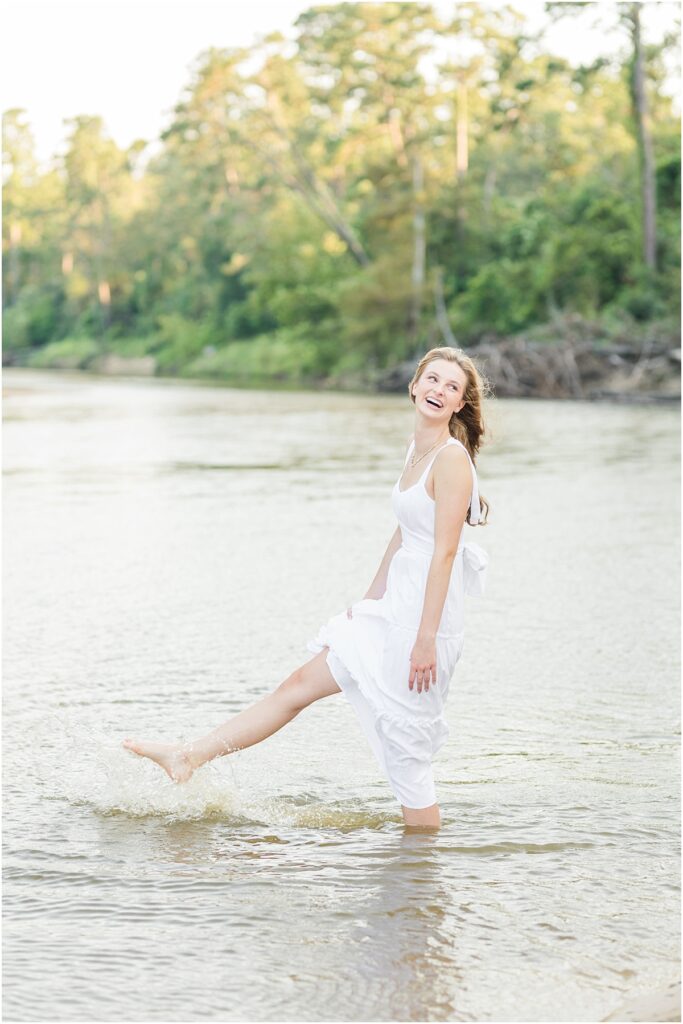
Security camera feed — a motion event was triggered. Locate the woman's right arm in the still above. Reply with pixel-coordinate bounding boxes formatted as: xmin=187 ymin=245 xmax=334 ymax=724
xmin=362 ymin=525 xmax=403 ymax=600
xmin=348 ymin=436 xmax=411 ymax=615
xmin=362 ymin=438 xmax=411 ymax=598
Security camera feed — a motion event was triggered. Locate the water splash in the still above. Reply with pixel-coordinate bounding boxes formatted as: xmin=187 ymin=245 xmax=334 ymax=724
xmin=68 ymin=743 xmax=394 ymax=830
xmin=68 ymin=744 xmax=243 ymax=821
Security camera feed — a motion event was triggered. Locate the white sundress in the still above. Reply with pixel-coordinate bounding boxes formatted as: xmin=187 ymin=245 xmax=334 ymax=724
xmin=306 ymin=436 xmax=489 ymax=809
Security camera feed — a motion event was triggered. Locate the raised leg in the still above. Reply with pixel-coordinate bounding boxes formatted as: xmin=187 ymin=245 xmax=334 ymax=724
xmin=122 ymin=648 xmax=341 ymax=782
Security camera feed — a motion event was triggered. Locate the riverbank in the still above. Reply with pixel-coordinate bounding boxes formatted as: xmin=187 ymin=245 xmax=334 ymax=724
xmin=374 ymin=336 xmax=681 ymax=403
xmin=372 ymin=313 xmax=681 ymax=403
xmin=5 ymin=313 xmax=680 ymax=402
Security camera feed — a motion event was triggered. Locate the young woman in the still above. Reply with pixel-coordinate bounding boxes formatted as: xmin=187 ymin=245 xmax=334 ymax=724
xmin=123 ymin=346 xmax=490 ymax=829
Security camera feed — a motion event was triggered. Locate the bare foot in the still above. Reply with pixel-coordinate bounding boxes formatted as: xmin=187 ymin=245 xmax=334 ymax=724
xmin=122 ymin=738 xmax=195 ymax=783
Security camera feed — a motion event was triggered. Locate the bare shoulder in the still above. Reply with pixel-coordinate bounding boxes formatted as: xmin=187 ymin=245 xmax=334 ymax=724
xmin=436 ymin=443 xmax=470 ymax=471
xmin=433 ymin=444 xmax=471 ymax=488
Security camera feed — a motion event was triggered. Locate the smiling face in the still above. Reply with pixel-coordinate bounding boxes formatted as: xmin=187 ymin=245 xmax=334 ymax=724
xmin=411 ymin=358 xmax=467 ymax=421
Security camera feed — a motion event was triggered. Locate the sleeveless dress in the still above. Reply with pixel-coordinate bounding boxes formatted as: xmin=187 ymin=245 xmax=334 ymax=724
xmin=306 ymin=436 xmax=489 ymax=809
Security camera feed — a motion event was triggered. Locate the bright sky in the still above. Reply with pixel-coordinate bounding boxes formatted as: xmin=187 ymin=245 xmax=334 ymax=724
xmin=2 ymin=0 xmax=679 ymax=168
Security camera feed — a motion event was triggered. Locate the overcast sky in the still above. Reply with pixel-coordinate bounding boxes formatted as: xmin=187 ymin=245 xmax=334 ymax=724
xmin=2 ymin=0 xmax=679 ymax=168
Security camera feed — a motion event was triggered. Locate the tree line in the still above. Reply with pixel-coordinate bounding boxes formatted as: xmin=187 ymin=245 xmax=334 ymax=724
xmin=2 ymin=2 xmax=680 ymax=384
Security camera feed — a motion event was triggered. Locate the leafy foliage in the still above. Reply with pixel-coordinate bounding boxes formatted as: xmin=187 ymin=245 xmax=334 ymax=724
xmin=2 ymin=4 xmax=680 ymax=379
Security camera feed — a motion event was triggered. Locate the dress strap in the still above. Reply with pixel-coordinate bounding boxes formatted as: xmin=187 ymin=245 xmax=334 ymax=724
xmin=419 ymin=440 xmax=454 ymax=482
xmin=403 ymin=438 xmax=415 ymax=469
xmin=427 ymin=437 xmax=484 ymax=524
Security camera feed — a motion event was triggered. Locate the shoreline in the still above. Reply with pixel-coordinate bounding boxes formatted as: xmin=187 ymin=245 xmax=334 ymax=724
xmin=4 ymin=312 xmax=681 ymax=403
xmin=3 ymin=359 xmax=680 ymax=406
xmin=373 ymin=334 xmax=680 ymax=404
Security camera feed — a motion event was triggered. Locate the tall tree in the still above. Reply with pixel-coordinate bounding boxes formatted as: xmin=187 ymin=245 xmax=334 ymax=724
xmin=61 ymin=116 xmax=132 ymax=336
xmin=626 ymin=1 xmax=656 ymax=268
xmin=544 ymin=1 xmax=675 ymax=270
xmin=2 ymin=109 xmax=37 ymax=305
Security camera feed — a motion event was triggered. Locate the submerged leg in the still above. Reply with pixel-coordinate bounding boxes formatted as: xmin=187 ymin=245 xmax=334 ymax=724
xmin=401 ymin=802 xmax=441 ymax=830
xmin=122 ymin=649 xmax=341 ymax=782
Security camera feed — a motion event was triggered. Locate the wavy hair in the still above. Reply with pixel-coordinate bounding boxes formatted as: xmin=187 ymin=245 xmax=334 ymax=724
xmin=408 ymin=346 xmax=492 ymax=526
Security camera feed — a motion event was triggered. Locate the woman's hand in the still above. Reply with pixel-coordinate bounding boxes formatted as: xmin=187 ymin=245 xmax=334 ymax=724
xmin=409 ymin=636 xmax=437 ymax=693
xmin=346 ymin=606 xmax=353 ymax=619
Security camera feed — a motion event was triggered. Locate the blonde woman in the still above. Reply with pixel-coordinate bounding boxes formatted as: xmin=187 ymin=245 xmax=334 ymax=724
xmin=123 ymin=346 xmax=491 ymax=830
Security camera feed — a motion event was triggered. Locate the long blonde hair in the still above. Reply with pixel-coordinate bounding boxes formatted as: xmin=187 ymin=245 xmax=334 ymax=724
xmin=408 ymin=346 xmax=492 ymax=525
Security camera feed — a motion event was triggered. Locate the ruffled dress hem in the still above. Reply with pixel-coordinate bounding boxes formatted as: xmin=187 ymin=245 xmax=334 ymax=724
xmin=306 ymin=599 xmax=459 ymax=809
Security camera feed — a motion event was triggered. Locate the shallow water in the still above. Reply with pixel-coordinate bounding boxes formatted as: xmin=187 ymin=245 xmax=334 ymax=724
xmin=3 ymin=369 xmax=680 ymax=1022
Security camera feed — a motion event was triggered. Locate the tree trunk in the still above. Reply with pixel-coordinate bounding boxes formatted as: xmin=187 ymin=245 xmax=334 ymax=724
xmin=409 ymin=154 xmax=426 ymax=350
xmin=483 ymin=164 xmax=497 ymax=218
xmin=434 ymin=266 xmax=458 ymax=346
xmin=629 ymin=2 xmax=657 ymax=269
xmin=7 ymin=221 xmax=21 ymax=304
xmin=456 ymin=78 xmax=469 ymax=181
xmin=260 ymin=91 xmax=371 ymax=267
xmin=387 ymin=107 xmax=408 ymax=168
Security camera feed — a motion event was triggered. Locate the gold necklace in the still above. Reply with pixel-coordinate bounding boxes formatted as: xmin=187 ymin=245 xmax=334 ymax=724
xmin=410 ymin=436 xmax=449 ymax=468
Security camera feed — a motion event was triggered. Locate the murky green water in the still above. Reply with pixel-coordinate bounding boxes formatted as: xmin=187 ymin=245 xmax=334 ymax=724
xmin=3 ymin=369 xmax=680 ymax=1022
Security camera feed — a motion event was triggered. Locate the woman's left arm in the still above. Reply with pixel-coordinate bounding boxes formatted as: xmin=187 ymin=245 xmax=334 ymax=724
xmin=409 ymin=447 xmax=472 ymax=693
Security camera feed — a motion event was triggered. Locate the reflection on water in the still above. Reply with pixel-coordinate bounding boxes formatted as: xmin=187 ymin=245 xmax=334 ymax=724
xmin=3 ymin=369 xmax=680 ymax=1022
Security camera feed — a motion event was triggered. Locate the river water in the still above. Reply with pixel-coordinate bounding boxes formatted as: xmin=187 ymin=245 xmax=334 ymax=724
xmin=2 ymin=368 xmax=680 ymax=1022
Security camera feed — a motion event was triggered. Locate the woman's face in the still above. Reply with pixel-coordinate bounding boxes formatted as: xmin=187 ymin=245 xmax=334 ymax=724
xmin=412 ymin=358 xmax=467 ymax=422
